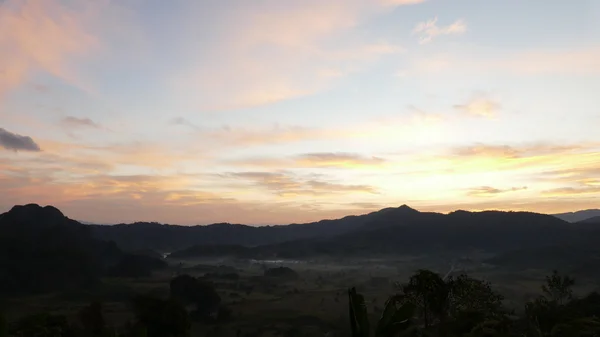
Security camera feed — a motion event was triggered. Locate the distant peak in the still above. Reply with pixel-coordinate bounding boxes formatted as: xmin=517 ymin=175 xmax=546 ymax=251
xmin=397 ymin=204 xmax=418 ymax=212
xmin=7 ymin=203 xmax=65 ymax=219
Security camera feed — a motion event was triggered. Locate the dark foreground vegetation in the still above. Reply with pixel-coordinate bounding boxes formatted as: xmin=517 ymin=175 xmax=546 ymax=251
xmin=1 ymin=269 xmax=599 ymax=336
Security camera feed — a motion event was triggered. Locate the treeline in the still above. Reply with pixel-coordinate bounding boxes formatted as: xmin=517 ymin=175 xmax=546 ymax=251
xmin=349 ymin=270 xmax=600 ymax=337
xmin=0 ymin=274 xmax=229 ymax=337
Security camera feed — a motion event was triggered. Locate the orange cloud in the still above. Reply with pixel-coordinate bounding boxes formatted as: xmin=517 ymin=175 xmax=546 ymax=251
xmin=227 ymin=152 xmax=386 ymax=169
xmin=466 ymin=186 xmax=528 ymax=197
xmin=543 ymin=186 xmax=600 ymax=196
xmin=227 ymin=171 xmax=377 ymax=197
xmin=0 ymin=0 xmax=144 ymax=103
xmin=0 ymin=0 xmax=99 ymax=99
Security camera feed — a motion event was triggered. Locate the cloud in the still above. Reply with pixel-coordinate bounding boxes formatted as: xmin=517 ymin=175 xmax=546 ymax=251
xmin=0 ymin=167 xmax=304 ymax=225
xmin=416 ymin=198 xmax=600 ymax=215
xmin=345 ymin=202 xmax=386 ymax=210
xmin=168 ymin=117 xmax=200 ymax=131
xmin=408 ymin=47 xmax=600 ymax=76
xmin=227 ymin=171 xmax=377 ymax=197
xmin=61 ymin=116 xmax=101 ymax=129
xmin=297 ymin=153 xmax=386 ymax=167
xmin=466 ymin=186 xmax=528 ymax=197
xmin=454 ymin=95 xmax=501 ymax=118
xmin=200 ymin=125 xmax=335 ymax=148
xmin=0 ymin=0 xmax=98 ymax=99
xmin=412 ymin=17 xmax=467 ymax=44
xmin=0 ymin=127 xmax=41 ymax=151
xmin=450 ymin=143 xmax=587 ymax=159
xmin=224 ymin=152 xmax=387 ymax=170
xmin=542 ymin=186 xmax=600 ymax=196
xmin=172 ymin=0 xmax=416 ymax=111
xmin=540 ymin=167 xmax=600 ymax=183
xmin=539 ymin=166 xmax=600 ymax=197
xmin=199 ymin=107 xmax=451 ymax=151
xmin=0 ymin=0 xmax=145 ymax=101
xmin=305 ymin=180 xmax=378 ymax=194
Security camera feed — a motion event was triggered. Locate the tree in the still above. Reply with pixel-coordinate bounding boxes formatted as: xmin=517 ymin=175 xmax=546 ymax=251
xmin=525 ymin=271 xmax=578 ymax=336
xmin=132 ymin=295 xmax=190 ymax=337
xmin=78 ymin=302 xmax=106 ymax=336
xmin=542 ymin=270 xmax=574 ymax=305
xmin=398 ymin=269 xmax=449 ymax=328
xmin=9 ymin=312 xmax=75 ymax=337
xmin=0 ymin=312 xmax=7 ymax=337
xmin=449 ymin=275 xmax=503 ymax=314
xmin=170 ymin=274 xmax=221 ymax=319
xmin=348 ymin=287 xmax=415 ymax=337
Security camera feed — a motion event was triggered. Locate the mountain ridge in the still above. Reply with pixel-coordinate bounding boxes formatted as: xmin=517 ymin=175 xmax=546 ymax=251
xmin=5 ymin=203 xmax=600 ymax=260
xmin=553 ymin=209 xmax=600 ymax=223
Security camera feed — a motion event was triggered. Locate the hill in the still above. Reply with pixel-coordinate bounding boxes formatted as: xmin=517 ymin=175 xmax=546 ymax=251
xmin=170 ymin=207 xmax=596 ymax=259
xmin=553 ymin=209 xmax=600 ymax=223
xmin=90 ymin=205 xmax=600 ymax=256
xmin=0 ymin=204 xmax=166 ymax=295
xmin=578 ymin=215 xmax=600 ymax=225
xmin=485 ymin=244 xmax=600 ymax=278
xmin=89 ymin=207 xmax=412 ymax=252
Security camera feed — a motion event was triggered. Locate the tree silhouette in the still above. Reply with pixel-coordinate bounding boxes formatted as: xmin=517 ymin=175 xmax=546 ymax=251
xmin=542 ymin=270 xmax=575 ymax=305
xmin=170 ymin=274 xmax=221 ymax=319
xmin=78 ymin=302 xmax=106 ymax=336
xmin=132 ymin=295 xmax=190 ymax=337
xmin=398 ymin=269 xmax=449 ymax=328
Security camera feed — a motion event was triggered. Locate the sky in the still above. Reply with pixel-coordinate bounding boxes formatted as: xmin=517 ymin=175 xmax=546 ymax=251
xmin=0 ymin=0 xmax=599 ymax=225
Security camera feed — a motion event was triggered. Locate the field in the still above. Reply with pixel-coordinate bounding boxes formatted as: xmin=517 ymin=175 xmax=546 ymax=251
xmin=2 ymin=255 xmax=599 ymax=337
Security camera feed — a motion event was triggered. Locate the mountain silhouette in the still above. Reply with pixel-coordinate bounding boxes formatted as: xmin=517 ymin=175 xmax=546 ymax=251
xmin=578 ymin=215 xmax=600 ymax=224
xmin=89 ymin=207 xmax=400 ymax=252
xmin=7 ymin=203 xmax=600 ymax=270
xmin=168 ymin=207 xmax=598 ymax=259
xmin=0 ymin=204 xmax=166 ymax=295
xmin=553 ymin=209 xmax=600 ymax=223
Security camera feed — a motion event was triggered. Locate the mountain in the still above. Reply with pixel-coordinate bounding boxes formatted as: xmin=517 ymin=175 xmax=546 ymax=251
xmin=92 ymin=205 xmax=600 ymax=255
xmin=89 ymin=207 xmax=409 ymax=252
xmin=0 ymin=204 xmax=166 ymax=295
xmin=170 ymin=207 xmax=598 ymax=259
xmin=578 ymin=215 xmax=600 ymax=225
xmin=485 ymin=219 xmax=600 ymax=278
xmin=553 ymin=209 xmax=600 ymax=223
xmin=485 ymin=244 xmax=600 ymax=278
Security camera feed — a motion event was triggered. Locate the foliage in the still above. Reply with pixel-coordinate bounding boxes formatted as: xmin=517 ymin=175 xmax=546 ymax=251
xmin=107 ymin=254 xmax=167 ymax=279
xmin=263 ymin=267 xmax=299 ymax=280
xmin=131 ymin=295 xmax=190 ymax=337
xmin=541 ymin=270 xmax=574 ymax=305
xmin=398 ymin=269 xmax=449 ymax=328
xmin=0 ymin=312 xmax=7 ymax=337
xmin=9 ymin=312 xmax=76 ymax=337
xmin=78 ymin=302 xmax=106 ymax=337
xmin=170 ymin=274 xmax=221 ymax=319
xmin=349 ymin=287 xmax=415 ymax=337
xmin=351 ymin=269 xmax=600 ymax=337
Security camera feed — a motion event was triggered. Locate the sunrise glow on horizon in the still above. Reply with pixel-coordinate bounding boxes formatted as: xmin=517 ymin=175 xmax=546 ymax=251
xmin=1 ymin=0 xmax=599 ymax=225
